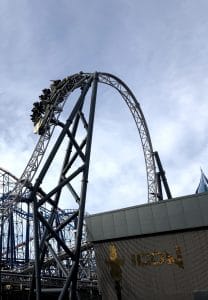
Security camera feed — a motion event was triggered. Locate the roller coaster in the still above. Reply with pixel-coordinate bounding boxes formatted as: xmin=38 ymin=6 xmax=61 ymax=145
xmin=0 ymin=72 xmax=172 ymax=299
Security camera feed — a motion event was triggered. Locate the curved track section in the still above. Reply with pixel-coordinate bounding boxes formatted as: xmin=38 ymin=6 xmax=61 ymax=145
xmin=1 ymin=72 xmax=157 ymax=221
xmin=97 ymin=72 xmax=157 ymax=202
xmin=0 ymin=72 xmax=158 ymax=299
xmin=1 ymin=74 xmax=91 ymax=218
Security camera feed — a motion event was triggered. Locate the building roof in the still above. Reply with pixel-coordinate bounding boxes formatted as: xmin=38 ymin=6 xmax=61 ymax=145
xmin=86 ymin=192 xmax=208 ymax=242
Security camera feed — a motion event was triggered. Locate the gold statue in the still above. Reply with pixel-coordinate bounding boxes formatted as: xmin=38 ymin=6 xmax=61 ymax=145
xmin=106 ymin=244 xmax=124 ymax=299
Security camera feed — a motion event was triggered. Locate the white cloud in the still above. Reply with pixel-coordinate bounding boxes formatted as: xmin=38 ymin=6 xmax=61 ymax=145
xmin=0 ymin=0 xmax=208 ymax=214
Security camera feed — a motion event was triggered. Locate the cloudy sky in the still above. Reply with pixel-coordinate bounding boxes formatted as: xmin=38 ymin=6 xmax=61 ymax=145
xmin=1 ymin=0 xmax=208 ymax=214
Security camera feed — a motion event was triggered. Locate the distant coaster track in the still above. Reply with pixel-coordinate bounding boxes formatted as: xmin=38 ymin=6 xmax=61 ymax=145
xmin=0 ymin=167 xmax=97 ymax=296
xmin=0 ymin=167 xmax=79 ymax=266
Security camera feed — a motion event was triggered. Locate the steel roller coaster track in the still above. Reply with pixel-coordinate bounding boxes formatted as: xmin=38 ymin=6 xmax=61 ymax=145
xmin=0 ymin=167 xmax=96 ymax=294
xmin=0 ymin=167 xmax=85 ymax=266
xmin=0 ymin=72 xmax=171 ymax=299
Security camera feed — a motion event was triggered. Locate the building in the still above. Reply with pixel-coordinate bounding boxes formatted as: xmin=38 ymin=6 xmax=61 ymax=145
xmin=86 ymin=192 xmax=208 ymax=300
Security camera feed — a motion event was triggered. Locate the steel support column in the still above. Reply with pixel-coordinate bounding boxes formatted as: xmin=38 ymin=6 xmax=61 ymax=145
xmin=59 ymin=73 xmax=98 ymax=300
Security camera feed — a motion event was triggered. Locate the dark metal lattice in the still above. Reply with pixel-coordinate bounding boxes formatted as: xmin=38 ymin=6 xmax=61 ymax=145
xmin=0 ymin=72 xmax=171 ymax=299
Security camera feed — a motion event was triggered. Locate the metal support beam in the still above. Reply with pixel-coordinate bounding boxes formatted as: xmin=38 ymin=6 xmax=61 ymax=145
xmin=59 ymin=73 xmax=98 ymax=299
xmin=154 ymin=151 xmax=172 ymax=199
xmin=28 ymin=76 xmax=93 ymax=299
